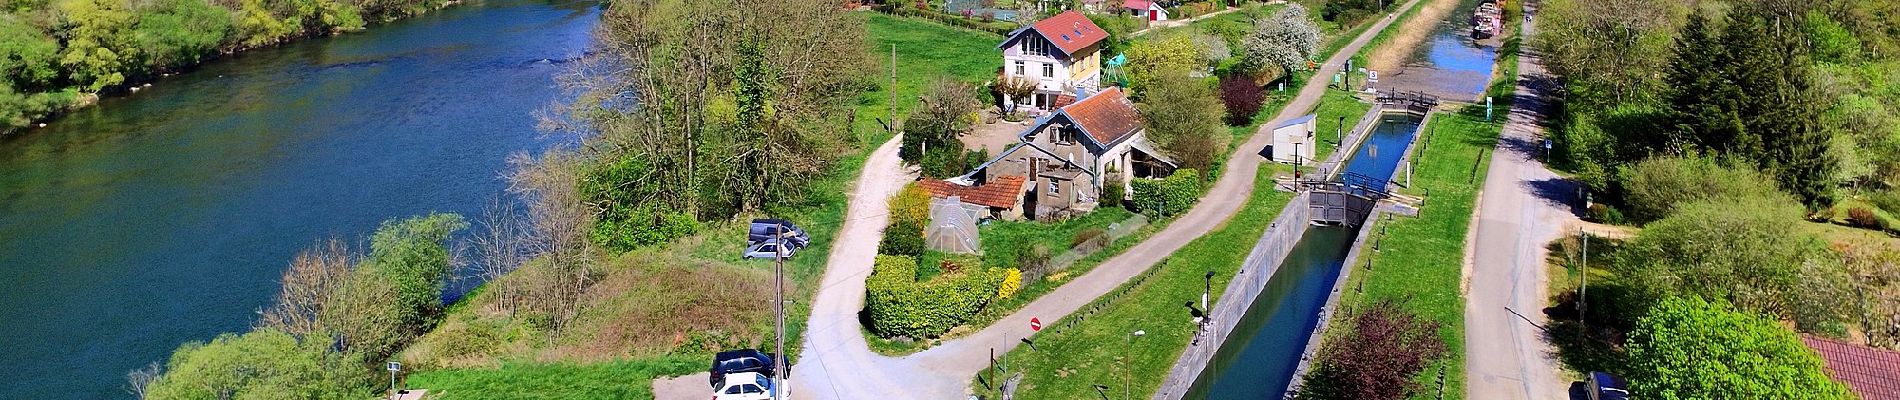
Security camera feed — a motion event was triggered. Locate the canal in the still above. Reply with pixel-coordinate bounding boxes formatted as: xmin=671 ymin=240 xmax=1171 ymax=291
xmin=0 ymin=1 xmax=598 ymax=397
xmin=1376 ymin=0 xmax=1500 ymax=101
xmin=1184 ymin=114 xmax=1424 ymax=399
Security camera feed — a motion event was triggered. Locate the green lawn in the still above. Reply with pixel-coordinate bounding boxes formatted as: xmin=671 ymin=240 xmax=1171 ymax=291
xmin=971 ymin=164 xmax=1296 ymax=399
xmin=406 ymin=14 xmax=1003 ymax=397
xmin=1310 ymin=89 xmax=1375 ymax=161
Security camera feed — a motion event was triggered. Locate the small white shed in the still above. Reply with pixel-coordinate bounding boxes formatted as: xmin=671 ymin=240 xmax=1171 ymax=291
xmin=1270 ymin=114 xmax=1318 ymax=164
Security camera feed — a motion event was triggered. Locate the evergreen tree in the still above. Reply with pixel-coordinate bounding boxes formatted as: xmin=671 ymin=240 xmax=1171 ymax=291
xmin=1663 ymin=12 xmax=1739 ymax=155
xmin=1730 ymin=2 xmax=1837 ymax=206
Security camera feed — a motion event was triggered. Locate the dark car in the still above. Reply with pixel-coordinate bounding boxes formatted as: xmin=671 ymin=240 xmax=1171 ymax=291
xmin=1587 ymin=371 xmax=1631 ymax=400
xmin=710 ymin=349 xmax=780 ymax=388
xmin=748 ymin=219 xmax=810 ymax=249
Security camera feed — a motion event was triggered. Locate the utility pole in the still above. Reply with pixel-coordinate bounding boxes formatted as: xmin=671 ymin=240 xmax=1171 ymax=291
xmin=773 ymin=223 xmax=787 ymax=400
xmin=890 ymin=45 xmax=898 ymax=135
xmin=1578 ymin=228 xmax=1589 ymax=328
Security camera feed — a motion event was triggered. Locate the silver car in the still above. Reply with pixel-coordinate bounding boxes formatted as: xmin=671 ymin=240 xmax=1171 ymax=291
xmin=743 ymin=239 xmax=796 ymax=260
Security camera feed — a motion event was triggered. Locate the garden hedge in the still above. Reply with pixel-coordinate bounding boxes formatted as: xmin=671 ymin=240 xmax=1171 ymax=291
xmin=1131 ymin=168 xmax=1202 ymax=217
xmin=865 ymin=255 xmax=1005 ymax=339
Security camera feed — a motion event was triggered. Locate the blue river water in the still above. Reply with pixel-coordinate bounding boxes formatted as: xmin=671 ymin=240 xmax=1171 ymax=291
xmin=1186 ymin=112 xmax=1425 ymax=398
xmin=0 ymin=1 xmax=597 ymax=397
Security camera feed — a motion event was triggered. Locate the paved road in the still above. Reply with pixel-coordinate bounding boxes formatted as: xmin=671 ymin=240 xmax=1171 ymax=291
xmin=790 ymin=4 xmax=1421 ymax=398
xmin=1463 ymin=2 xmax=1574 ymax=399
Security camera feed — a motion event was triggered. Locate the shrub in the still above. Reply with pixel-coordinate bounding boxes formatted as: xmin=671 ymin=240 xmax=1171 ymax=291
xmin=864 ymin=255 xmax=1006 ymax=338
xmin=1131 ymin=169 xmax=1202 ymax=217
xmin=1584 ymin=203 xmax=1625 ymax=225
xmin=1015 ymin=243 xmax=1054 ymax=281
xmin=1218 ymin=74 xmax=1266 ymax=125
xmin=1612 ymin=196 xmax=1852 ymax=331
xmin=1139 ymin=74 xmax=1228 ymax=171
xmin=1292 ymin=299 xmax=1447 ymax=400
xmin=879 ymin=222 xmax=925 ymax=258
xmin=146 ymin=329 xmax=370 ymax=399
xmin=1626 ymin=297 xmax=1854 ymax=400
xmin=997 ymin=268 xmax=1022 ymax=299
xmin=1072 ymin=228 xmax=1106 ymax=248
xmin=1618 ymin=156 xmax=1781 ymax=223
xmin=1846 ymin=207 xmax=1880 ymax=229
xmin=891 ymin=183 xmax=933 ymax=228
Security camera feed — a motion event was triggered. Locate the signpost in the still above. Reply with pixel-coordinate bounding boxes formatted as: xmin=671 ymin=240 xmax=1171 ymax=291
xmin=1030 ymin=317 xmax=1042 ymax=332
xmin=386 ymin=362 xmax=401 ymax=398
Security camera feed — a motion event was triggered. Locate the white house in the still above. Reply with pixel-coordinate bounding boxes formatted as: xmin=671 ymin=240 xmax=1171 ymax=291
xmin=1269 ymin=114 xmax=1317 ymax=164
xmin=1123 ymin=0 xmax=1169 ymax=21
xmin=998 ymin=11 xmax=1107 ymax=111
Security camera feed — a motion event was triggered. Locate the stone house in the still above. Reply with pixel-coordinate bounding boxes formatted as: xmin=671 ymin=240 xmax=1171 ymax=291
xmin=947 ymin=87 xmax=1177 ymax=220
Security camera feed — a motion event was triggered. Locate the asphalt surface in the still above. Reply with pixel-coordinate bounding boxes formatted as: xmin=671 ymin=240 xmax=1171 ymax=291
xmin=782 ymin=3 xmax=1426 ymax=399
xmin=1462 ymin=2 xmax=1574 ymax=399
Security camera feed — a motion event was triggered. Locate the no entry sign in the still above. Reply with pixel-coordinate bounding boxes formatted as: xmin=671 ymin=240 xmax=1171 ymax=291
xmin=1030 ymin=317 xmax=1042 ymax=332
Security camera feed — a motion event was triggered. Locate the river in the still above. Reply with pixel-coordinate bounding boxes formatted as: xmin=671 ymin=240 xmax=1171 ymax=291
xmin=0 ymin=1 xmax=598 ymax=397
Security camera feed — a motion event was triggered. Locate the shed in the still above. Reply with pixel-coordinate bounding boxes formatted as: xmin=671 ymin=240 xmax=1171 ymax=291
xmin=1268 ymin=113 xmax=1318 ymax=164
xmin=1122 ymin=0 xmax=1169 ymax=21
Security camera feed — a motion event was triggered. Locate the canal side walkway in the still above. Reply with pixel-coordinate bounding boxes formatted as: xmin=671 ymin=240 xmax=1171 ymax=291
xmin=1463 ymin=0 xmax=1572 ymax=398
xmin=789 ymin=0 xmax=1425 ymax=398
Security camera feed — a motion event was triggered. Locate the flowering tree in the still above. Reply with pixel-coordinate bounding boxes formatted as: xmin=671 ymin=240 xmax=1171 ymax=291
xmin=1240 ymin=3 xmax=1320 ymax=77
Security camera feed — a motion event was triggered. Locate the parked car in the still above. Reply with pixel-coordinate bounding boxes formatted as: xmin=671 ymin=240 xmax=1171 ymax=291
xmin=743 ymin=239 xmax=797 ymax=260
xmin=710 ymin=349 xmax=776 ymax=388
xmin=748 ymin=219 xmax=810 ymax=249
xmin=712 ymin=372 xmax=778 ymax=400
xmin=1587 ymin=371 xmax=1631 ymax=400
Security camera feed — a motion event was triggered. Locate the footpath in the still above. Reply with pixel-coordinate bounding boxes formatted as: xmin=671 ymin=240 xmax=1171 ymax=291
xmin=785 ymin=1 xmax=1424 ymax=398
xmin=1462 ymin=1 xmax=1574 ymax=398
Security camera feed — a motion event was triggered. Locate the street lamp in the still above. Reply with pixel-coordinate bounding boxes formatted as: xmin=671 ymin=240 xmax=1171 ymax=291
xmin=1125 ymin=330 xmax=1146 ymax=400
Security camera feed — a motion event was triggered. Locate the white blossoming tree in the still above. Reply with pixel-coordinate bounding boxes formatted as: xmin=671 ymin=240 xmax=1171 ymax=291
xmin=1240 ymin=4 xmax=1320 ymax=77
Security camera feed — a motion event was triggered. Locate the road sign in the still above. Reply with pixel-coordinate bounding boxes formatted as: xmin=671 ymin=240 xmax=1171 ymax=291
xmin=387 ymin=362 xmax=401 ymax=372
xmin=1030 ymin=317 xmax=1042 ymax=332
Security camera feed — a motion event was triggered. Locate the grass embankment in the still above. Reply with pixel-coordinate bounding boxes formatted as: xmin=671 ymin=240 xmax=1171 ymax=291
xmin=1324 ymin=110 xmax=1497 ymax=399
xmin=399 ymin=14 xmax=1000 ymax=399
xmin=971 ymin=164 xmax=1295 ymax=399
xmin=1349 ymin=0 xmax=1435 ymax=71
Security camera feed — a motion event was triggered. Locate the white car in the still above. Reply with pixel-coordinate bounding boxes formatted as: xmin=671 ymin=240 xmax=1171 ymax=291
xmin=742 ymin=240 xmax=796 ymax=260
xmin=713 ymin=372 xmax=780 ymax=400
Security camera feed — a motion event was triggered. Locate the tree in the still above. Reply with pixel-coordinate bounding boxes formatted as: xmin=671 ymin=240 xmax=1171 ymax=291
xmin=257 ymin=238 xmax=353 ymax=337
xmin=1217 ymin=74 xmax=1264 ymax=125
xmin=58 ymin=0 xmax=140 ymax=91
xmin=0 ymin=17 xmax=60 ymax=89
xmin=1535 ymin=0 xmax=1685 ymax=106
xmin=1612 ymin=195 xmax=1851 ymax=331
xmin=559 ymin=0 xmax=869 ymax=248
xmin=1191 ymin=32 xmax=1230 ymax=69
xmin=1138 ymin=73 xmax=1227 ymax=171
xmin=1723 ymin=3 xmax=1837 ymax=207
xmin=904 ymin=77 xmax=980 ymax=177
xmin=133 ymin=0 xmax=233 ymax=70
xmin=1239 ymin=3 xmax=1319 ymax=78
xmin=1663 ymin=11 xmax=1747 ymax=156
xmin=1122 ymin=33 xmax=1201 ymax=96
xmin=1625 ymin=297 xmax=1854 ymax=400
xmin=994 ymin=74 xmax=1037 ymax=111
xmin=1291 ymin=299 xmax=1448 ymax=400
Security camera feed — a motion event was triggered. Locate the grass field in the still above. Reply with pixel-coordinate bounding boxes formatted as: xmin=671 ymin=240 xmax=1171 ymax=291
xmin=970 ymin=164 xmax=1295 ymax=400
xmin=402 ymin=14 xmax=1003 ymax=397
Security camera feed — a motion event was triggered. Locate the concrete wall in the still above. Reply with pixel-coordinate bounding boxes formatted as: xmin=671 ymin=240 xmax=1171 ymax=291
xmin=1151 ymin=190 xmax=1312 ymax=400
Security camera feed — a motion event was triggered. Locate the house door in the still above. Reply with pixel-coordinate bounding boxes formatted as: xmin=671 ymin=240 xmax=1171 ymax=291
xmin=1148 ymin=9 xmax=1157 ymax=21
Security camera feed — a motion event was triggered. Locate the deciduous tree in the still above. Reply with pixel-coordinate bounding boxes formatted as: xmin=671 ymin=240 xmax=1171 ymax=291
xmin=1292 ymin=299 xmax=1448 ymax=400
xmin=1626 ymin=297 xmax=1854 ymax=400
xmin=1239 ymin=3 xmax=1318 ymax=78
xmin=1138 ymin=73 xmax=1226 ymax=171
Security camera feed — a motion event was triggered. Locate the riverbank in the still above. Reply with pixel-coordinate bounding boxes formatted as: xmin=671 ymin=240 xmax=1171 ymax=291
xmin=0 ymin=0 xmax=466 ymax=137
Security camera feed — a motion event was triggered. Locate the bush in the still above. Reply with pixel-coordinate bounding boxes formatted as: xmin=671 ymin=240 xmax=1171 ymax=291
xmin=879 ymin=222 xmax=925 ymax=258
xmin=1218 ymin=74 xmax=1265 ymax=125
xmin=998 ymin=268 xmax=1022 ymax=299
xmin=146 ymin=329 xmax=370 ymax=399
xmin=864 ymin=255 xmax=1005 ymax=338
xmin=1846 ymin=207 xmax=1880 ymax=229
xmin=1131 ymin=169 xmax=1202 ymax=217
xmin=1139 ymin=74 xmax=1229 ymax=171
xmin=1014 ymin=243 xmax=1054 ymax=281
xmin=1618 ymin=156 xmax=1781 ymax=223
xmin=1612 ymin=196 xmax=1851 ymax=331
xmin=1292 ymin=299 xmax=1447 ymax=400
xmin=1626 ymin=297 xmax=1854 ymax=400
xmin=891 ymin=183 xmax=933 ymax=228
xmin=1584 ymin=203 xmax=1625 ymax=225
xmin=1072 ymin=228 xmax=1106 ymax=248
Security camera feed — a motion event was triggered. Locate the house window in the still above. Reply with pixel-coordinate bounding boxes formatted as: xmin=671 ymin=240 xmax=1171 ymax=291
xmin=1042 ymin=63 xmax=1054 ymax=78
xmin=1048 ymin=181 xmax=1060 ymax=195
xmin=1015 ymin=60 xmax=1025 ymax=76
xmin=1023 ymin=36 xmax=1049 ymax=57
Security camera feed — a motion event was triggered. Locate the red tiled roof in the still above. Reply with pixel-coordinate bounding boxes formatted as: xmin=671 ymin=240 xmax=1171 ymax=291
xmin=1030 ymin=11 xmax=1106 ymax=56
xmin=1059 ymin=87 xmax=1143 ymax=145
xmin=1804 ymin=335 xmax=1900 ymax=400
xmin=1122 ymin=0 xmax=1154 ymax=9
xmin=918 ymin=176 xmax=1027 ymax=209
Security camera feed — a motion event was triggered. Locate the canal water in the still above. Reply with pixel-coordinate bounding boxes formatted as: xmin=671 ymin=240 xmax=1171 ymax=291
xmin=1185 ymin=113 xmax=1424 ymax=399
xmin=1376 ymin=0 xmax=1500 ymax=101
xmin=0 ymin=1 xmax=597 ymax=397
